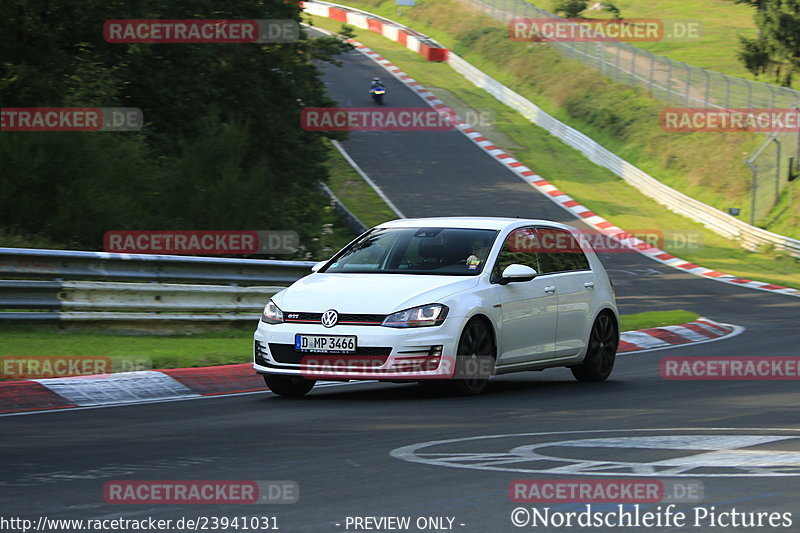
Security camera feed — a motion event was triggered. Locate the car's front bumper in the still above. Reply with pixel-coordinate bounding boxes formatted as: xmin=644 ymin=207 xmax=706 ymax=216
xmin=253 ymin=318 xmax=463 ymax=380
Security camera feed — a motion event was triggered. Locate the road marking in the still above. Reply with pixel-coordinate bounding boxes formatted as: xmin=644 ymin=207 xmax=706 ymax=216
xmin=391 ymin=428 xmax=800 ymax=477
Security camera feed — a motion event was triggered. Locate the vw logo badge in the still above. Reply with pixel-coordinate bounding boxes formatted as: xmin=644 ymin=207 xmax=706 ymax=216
xmin=321 ymin=309 xmax=339 ymax=328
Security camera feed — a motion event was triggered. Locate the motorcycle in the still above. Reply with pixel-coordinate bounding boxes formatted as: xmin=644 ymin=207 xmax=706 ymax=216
xmin=370 ymin=85 xmax=386 ymax=105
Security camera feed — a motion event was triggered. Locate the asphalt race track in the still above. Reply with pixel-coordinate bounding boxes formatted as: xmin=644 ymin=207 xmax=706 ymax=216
xmin=2 ymin=35 xmax=799 ymax=533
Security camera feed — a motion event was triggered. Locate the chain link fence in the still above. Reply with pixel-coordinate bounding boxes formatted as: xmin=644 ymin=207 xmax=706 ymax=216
xmin=465 ymin=0 xmax=800 ymax=225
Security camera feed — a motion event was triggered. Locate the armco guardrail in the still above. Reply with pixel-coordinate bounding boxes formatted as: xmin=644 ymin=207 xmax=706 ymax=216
xmin=320 ymin=182 xmax=368 ymax=234
xmin=303 ymin=1 xmax=800 ymax=258
xmin=445 ymin=52 xmax=800 ymax=258
xmin=0 ymin=248 xmax=315 ymax=322
xmin=0 ymin=280 xmax=282 ymax=322
xmin=0 ymin=247 xmax=315 ymax=284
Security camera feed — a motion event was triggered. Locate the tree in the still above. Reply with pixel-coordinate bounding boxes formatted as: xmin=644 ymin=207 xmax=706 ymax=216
xmin=0 ymin=0 xmax=354 ymax=252
xmin=553 ymin=0 xmax=622 ymax=19
xmin=553 ymin=0 xmax=588 ymax=18
xmin=736 ymin=0 xmax=800 ymax=86
xmin=733 ymin=0 xmax=766 ymax=9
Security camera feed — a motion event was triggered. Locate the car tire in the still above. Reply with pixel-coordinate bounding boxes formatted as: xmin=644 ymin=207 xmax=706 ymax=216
xmin=450 ymin=319 xmax=495 ymax=395
xmin=570 ymin=312 xmax=618 ymax=382
xmin=263 ymin=374 xmax=316 ymax=397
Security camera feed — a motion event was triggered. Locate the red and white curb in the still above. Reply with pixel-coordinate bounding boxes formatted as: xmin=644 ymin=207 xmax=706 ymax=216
xmin=617 ymin=317 xmax=740 ymax=354
xmin=0 ymin=364 xmax=266 ymax=415
xmin=0 ymin=319 xmax=737 ymax=415
xmin=301 ymin=1 xmax=447 ymax=61
xmin=306 ymin=5 xmax=798 ymax=298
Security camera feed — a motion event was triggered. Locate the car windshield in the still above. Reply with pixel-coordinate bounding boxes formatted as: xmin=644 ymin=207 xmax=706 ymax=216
xmin=321 ymin=227 xmax=499 ymax=275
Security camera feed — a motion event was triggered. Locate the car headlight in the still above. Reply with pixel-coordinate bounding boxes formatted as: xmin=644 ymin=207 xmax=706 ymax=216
xmin=382 ymin=304 xmax=448 ymax=328
xmin=261 ymin=300 xmax=284 ymax=324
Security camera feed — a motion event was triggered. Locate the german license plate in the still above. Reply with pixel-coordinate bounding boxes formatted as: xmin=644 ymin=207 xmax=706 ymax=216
xmin=294 ymin=334 xmax=357 ymax=353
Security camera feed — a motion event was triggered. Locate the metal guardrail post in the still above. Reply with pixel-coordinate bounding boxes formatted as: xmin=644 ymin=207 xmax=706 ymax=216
xmin=746 ymin=158 xmax=758 ymax=226
xmin=724 ymin=74 xmax=731 ymax=108
xmin=683 ymin=64 xmax=691 ymax=106
xmin=665 ymin=59 xmax=673 ymax=105
xmin=774 ymin=136 xmax=782 ymax=206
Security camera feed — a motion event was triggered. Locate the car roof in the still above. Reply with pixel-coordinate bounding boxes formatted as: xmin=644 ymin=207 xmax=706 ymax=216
xmin=376 ymin=216 xmax=573 ymax=231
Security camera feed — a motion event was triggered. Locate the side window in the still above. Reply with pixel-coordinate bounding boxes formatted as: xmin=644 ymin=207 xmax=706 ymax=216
xmin=491 ymin=227 xmax=541 ymax=282
xmin=536 ymin=228 xmax=590 ymax=273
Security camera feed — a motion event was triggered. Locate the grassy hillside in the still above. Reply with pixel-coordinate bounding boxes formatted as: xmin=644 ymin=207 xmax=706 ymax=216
xmin=316 ymin=0 xmax=798 ymax=239
xmin=541 ymin=0 xmax=760 ymax=82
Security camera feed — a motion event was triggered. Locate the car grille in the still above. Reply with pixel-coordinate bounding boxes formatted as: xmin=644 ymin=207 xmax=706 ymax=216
xmin=267 ymin=343 xmax=392 ymax=365
xmin=283 ymin=312 xmax=386 ymax=326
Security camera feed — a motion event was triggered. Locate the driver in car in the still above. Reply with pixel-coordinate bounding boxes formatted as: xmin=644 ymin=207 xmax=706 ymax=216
xmin=465 ymin=236 xmax=491 ymax=270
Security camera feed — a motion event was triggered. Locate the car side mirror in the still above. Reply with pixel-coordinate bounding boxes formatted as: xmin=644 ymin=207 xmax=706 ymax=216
xmin=499 ymin=264 xmax=537 ymax=285
xmin=311 ymin=260 xmax=327 ymax=273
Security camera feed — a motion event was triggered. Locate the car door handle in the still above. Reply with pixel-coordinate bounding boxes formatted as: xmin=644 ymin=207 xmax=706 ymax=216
xmin=544 ymin=285 xmax=556 ymax=293
xmin=584 ymin=281 xmax=595 ymax=289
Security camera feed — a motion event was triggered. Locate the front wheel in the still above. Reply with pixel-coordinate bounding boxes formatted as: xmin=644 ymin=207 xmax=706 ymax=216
xmin=263 ymin=374 xmax=316 ymax=397
xmin=450 ymin=319 xmax=495 ymax=395
xmin=570 ymin=313 xmax=618 ymax=382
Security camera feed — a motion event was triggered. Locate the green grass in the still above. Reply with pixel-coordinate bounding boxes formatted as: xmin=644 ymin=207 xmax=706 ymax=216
xmin=0 ymin=309 xmax=698 ymax=377
xmin=540 ymin=0 xmax=762 ymax=83
xmin=324 ymin=139 xmax=398 ymax=227
xmin=0 ymin=327 xmax=254 ymax=375
xmin=309 ymin=13 xmax=799 ymax=289
xmin=619 ymin=309 xmax=699 ymax=332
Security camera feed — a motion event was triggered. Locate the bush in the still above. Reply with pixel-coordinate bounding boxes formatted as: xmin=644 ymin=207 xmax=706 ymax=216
xmin=553 ymin=0 xmax=588 ymax=18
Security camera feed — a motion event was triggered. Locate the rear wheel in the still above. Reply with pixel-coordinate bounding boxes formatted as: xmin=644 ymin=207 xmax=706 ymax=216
xmin=570 ymin=313 xmax=618 ymax=382
xmin=450 ymin=319 xmax=495 ymax=395
xmin=263 ymin=374 xmax=316 ymax=397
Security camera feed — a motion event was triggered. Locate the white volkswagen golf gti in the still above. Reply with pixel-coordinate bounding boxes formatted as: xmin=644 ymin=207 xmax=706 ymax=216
xmin=254 ymin=217 xmax=618 ymax=396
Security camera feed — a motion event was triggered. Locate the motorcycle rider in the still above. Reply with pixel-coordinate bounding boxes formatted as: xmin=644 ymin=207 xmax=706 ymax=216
xmin=369 ymin=77 xmax=386 ymax=104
